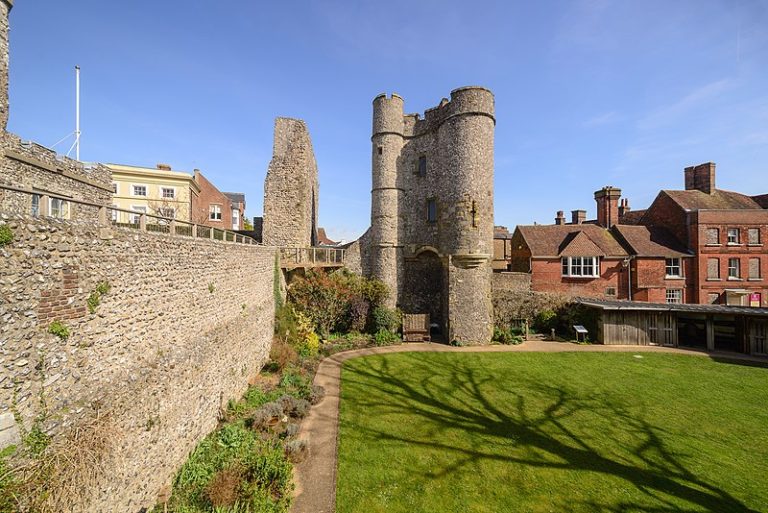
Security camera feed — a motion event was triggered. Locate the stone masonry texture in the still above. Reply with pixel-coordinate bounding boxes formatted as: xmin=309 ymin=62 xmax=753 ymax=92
xmin=262 ymin=117 xmax=319 ymax=247
xmin=367 ymin=87 xmax=495 ymax=344
xmin=0 ymin=213 xmax=275 ymax=511
xmin=0 ymin=133 xmax=113 ymax=220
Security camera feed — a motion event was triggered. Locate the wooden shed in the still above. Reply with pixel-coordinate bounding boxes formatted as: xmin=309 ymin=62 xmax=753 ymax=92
xmin=578 ymin=299 xmax=768 ymax=356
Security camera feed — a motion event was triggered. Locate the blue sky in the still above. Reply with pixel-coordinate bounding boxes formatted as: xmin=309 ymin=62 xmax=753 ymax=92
xmin=7 ymin=0 xmax=768 ymax=241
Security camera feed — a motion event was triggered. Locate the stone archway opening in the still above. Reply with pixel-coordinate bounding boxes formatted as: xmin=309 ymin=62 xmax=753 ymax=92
xmin=403 ymin=249 xmax=445 ymax=339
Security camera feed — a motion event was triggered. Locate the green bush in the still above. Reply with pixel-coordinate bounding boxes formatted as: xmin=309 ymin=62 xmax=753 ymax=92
xmin=374 ymin=329 xmax=400 ymax=346
xmin=48 ymin=321 xmax=69 ymax=340
xmin=493 ymin=326 xmax=525 ymax=345
xmin=0 ymin=224 xmax=12 ymax=246
xmin=533 ymin=310 xmax=557 ymax=333
xmin=288 ymin=270 xmax=390 ymax=336
xmin=370 ymin=306 xmax=401 ymax=334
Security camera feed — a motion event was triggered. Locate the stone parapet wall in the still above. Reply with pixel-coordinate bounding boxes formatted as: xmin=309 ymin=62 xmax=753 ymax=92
xmin=0 ymin=213 xmax=275 ymax=511
xmin=492 ymin=272 xmax=532 ymax=292
xmin=0 ymin=133 xmax=113 ymax=220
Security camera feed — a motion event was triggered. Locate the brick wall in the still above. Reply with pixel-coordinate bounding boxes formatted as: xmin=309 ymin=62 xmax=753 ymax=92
xmin=192 ymin=170 xmax=234 ymax=228
xmin=0 ymin=213 xmax=275 ymax=511
xmin=529 ymin=258 xmax=627 ymax=298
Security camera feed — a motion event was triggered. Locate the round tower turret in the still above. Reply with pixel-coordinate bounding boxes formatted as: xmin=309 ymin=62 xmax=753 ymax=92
xmin=438 ymin=86 xmax=495 ymax=343
xmin=370 ymin=94 xmax=405 ymax=307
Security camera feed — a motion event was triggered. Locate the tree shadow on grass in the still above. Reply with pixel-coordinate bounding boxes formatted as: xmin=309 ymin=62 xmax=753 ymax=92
xmin=340 ymin=354 xmax=760 ymax=513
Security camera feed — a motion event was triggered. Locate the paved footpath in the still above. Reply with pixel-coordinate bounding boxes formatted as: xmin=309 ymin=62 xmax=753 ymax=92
xmin=289 ymin=340 xmax=763 ymax=513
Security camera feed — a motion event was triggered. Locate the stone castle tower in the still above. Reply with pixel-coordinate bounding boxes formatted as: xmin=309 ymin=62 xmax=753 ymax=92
xmin=262 ymin=117 xmax=319 ymax=247
xmin=370 ymin=87 xmax=495 ymax=344
xmin=0 ymin=0 xmax=13 ymax=132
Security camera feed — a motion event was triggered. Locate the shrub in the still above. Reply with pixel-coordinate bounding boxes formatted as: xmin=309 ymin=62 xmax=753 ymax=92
xmin=284 ymin=439 xmax=308 ymax=463
xmin=0 ymin=224 xmax=13 ymax=246
xmin=374 ymin=329 xmax=400 ymax=346
xmin=449 ymin=339 xmax=465 ymax=347
xmin=288 ymin=270 xmax=390 ymax=336
xmin=370 ymin=306 xmax=401 ymax=334
xmin=205 ymin=466 xmax=243 ymax=508
xmin=48 ymin=321 xmax=69 ymax=340
xmin=308 ymin=385 xmax=325 ymax=405
xmin=269 ymin=338 xmax=299 ymax=371
xmin=533 ymin=310 xmax=557 ymax=333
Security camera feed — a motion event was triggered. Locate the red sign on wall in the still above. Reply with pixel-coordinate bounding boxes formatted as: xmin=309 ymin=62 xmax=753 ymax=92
xmin=750 ymin=293 xmax=762 ymax=308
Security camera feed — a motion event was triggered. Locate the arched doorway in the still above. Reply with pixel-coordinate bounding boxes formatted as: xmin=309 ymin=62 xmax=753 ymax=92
xmin=403 ymin=249 xmax=445 ymax=338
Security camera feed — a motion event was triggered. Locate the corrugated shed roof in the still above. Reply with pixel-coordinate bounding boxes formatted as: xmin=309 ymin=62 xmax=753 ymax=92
xmin=613 ymin=225 xmax=691 ymax=258
xmin=578 ymin=298 xmax=768 ymax=316
xmin=663 ymin=189 xmax=762 ymax=211
xmin=518 ymin=224 xmax=628 ymax=257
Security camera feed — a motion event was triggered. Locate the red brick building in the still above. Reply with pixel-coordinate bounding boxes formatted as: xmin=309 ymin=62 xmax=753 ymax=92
xmin=192 ymin=170 xmax=246 ymax=231
xmin=503 ymin=162 xmax=766 ymax=307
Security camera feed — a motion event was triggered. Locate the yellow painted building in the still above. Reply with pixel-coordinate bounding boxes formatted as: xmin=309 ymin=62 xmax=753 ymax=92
xmin=108 ymin=163 xmax=200 ymax=223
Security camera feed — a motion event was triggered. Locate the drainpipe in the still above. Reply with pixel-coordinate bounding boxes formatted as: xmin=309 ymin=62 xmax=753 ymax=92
xmin=623 ymin=256 xmax=635 ymax=301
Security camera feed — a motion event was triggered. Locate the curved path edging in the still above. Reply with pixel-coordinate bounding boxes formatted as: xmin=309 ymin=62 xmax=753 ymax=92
xmin=289 ymin=340 xmax=754 ymax=513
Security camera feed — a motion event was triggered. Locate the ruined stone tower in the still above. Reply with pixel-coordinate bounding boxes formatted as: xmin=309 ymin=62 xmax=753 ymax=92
xmin=0 ymin=0 xmax=13 ymax=132
xmin=370 ymin=87 xmax=495 ymax=344
xmin=262 ymin=117 xmax=319 ymax=247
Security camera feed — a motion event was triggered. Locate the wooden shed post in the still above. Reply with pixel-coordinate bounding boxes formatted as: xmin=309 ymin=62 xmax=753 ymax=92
xmin=705 ymin=315 xmax=715 ymax=351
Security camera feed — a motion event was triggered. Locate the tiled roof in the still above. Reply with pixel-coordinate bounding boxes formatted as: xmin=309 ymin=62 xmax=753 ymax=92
xmin=619 ymin=209 xmax=646 ymax=225
xmin=663 ymin=189 xmax=762 ymax=211
xmin=317 ymin=228 xmax=338 ymax=246
xmin=224 ymin=192 xmax=246 ymax=204
xmin=559 ymin=231 xmax=606 ymax=257
xmin=613 ymin=225 xmax=691 ymax=258
xmin=517 ymin=224 xmax=628 ymax=258
xmin=752 ymin=194 xmax=768 ymax=209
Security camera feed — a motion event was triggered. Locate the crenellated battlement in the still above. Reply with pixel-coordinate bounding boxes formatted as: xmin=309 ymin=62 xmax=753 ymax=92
xmin=367 ymin=86 xmax=495 ymax=344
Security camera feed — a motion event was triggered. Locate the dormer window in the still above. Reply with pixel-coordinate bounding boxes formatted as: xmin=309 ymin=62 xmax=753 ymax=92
xmin=561 ymin=256 xmax=599 ymax=277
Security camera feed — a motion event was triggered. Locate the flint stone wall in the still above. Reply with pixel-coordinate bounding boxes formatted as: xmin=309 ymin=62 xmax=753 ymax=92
xmin=0 ymin=133 xmax=113 ymax=219
xmin=0 ymin=213 xmax=275 ymax=511
xmin=262 ymin=118 xmax=319 ymax=247
xmin=492 ymin=272 xmax=532 ymax=292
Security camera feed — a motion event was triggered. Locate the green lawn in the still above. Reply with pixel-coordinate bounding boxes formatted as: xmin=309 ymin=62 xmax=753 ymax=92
xmin=337 ymin=352 xmax=768 ymax=513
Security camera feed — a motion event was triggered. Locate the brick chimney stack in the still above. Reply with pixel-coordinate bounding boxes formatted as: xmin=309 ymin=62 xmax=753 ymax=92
xmin=594 ymin=186 xmax=622 ymax=228
xmin=618 ymin=198 xmax=630 ymax=221
xmin=571 ymin=209 xmax=586 ymax=225
xmin=684 ymin=162 xmax=716 ymax=194
xmin=0 ymin=0 xmax=14 ymax=132
xmin=156 ymin=163 xmax=172 ymax=171
xmin=555 ymin=211 xmax=565 ymax=225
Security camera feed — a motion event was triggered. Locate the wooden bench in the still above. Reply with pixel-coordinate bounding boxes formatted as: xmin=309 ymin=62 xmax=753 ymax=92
xmin=403 ymin=313 xmax=431 ymax=342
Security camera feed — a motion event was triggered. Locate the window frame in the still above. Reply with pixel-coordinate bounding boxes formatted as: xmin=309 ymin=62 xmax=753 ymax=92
xmin=130 ymin=205 xmax=147 ymax=224
xmin=561 ymin=256 xmax=600 ymax=278
xmin=727 ymin=228 xmax=740 ymax=245
xmin=705 ymin=227 xmax=720 ymax=245
xmin=749 ymin=258 xmax=762 ymax=280
xmin=665 ymin=257 xmax=682 ymax=278
xmin=160 ymin=187 xmax=176 ymax=199
xmin=727 ymin=257 xmax=741 ymax=279
xmin=417 ymin=156 xmax=427 ymax=177
xmin=209 ymin=204 xmax=222 ymax=221
xmin=132 ymin=184 xmax=148 ymax=197
xmin=665 ymin=289 xmax=683 ymax=304
xmin=49 ymin=197 xmax=69 ymax=219
xmin=748 ymin=228 xmax=761 ymax=245
xmin=426 ymin=198 xmax=437 ymax=223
